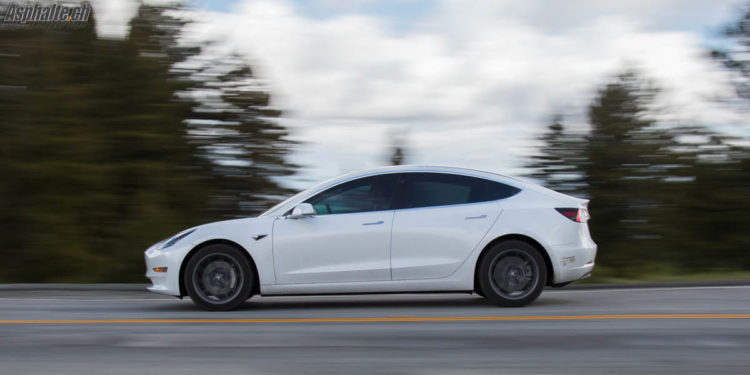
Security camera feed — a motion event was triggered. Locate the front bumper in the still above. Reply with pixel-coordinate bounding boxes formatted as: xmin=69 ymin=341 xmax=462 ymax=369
xmin=144 ymin=242 xmax=192 ymax=297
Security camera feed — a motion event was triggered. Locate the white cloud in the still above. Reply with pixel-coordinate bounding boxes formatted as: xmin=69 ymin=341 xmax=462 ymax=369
xmin=176 ymin=0 xmax=747 ymax=187
xmin=90 ymin=0 xmax=139 ymax=39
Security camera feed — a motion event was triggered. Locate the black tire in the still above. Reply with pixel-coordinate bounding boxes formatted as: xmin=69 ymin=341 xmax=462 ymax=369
xmin=184 ymin=244 xmax=255 ymax=311
xmin=478 ymin=240 xmax=546 ymax=307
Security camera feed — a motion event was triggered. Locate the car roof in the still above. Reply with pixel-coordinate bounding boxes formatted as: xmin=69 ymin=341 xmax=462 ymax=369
xmin=329 ymin=165 xmax=547 ymax=192
xmin=329 ymin=165 xmax=522 ymax=182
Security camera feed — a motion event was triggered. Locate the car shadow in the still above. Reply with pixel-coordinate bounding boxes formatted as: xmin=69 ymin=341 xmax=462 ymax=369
xmin=237 ymin=295 xmax=490 ymax=311
xmin=151 ymin=293 xmax=577 ymax=312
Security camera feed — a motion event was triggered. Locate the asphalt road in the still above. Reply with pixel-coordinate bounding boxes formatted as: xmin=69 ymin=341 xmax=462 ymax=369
xmin=1 ymin=286 xmax=749 ymax=374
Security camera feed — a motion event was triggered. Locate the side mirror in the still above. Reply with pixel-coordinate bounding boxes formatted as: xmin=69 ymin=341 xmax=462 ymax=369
xmin=288 ymin=203 xmax=315 ymax=219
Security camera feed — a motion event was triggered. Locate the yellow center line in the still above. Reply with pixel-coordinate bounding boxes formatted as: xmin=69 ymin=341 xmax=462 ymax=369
xmin=0 ymin=314 xmax=749 ymax=324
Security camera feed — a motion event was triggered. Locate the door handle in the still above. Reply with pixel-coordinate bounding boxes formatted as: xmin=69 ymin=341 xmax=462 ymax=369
xmin=362 ymin=220 xmax=384 ymax=226
xmin=465 ymin=214 xmax=487 ymax=220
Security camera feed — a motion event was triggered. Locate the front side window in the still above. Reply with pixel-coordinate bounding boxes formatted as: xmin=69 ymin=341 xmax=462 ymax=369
xmin=398 ymin=173 xmax=520 ymax=209
xmin=305 ymin=174 xmax=400 ymax=215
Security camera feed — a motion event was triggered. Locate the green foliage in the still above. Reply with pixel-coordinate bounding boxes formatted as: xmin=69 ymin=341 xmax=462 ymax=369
xmin=0 ymin=4 xmax=295 ymax=282
xmin=388 ymin=133 xmax=408 ymax=166
xmin=527 ymin=71 xmax=750 ymax=280
xmin=180 ymin=53 xmax=297 ymax=217
xmin=526 ymin=115 xmax=587 ymax=196
xmin=712 ymin=4 xmax=750 ymax=100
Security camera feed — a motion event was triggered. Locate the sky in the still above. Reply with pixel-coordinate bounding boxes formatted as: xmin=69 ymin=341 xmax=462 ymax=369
xmin=91 ymin=0 xmax=748 ymax=189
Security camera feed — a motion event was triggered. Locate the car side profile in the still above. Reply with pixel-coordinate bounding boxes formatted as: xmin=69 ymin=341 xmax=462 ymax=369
xmin=145 ymin=166 xmax=597 ymax=310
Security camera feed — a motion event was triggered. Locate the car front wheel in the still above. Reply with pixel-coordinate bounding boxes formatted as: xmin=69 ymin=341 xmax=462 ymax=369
xmin=184 ymin=244 xmax=254 ymax=311
xmin=478 ymin=240 xmax=546 ymax=307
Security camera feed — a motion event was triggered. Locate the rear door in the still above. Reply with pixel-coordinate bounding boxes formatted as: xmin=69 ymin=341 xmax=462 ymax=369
xmin=390 ymin=173 xmax=520 ymax=280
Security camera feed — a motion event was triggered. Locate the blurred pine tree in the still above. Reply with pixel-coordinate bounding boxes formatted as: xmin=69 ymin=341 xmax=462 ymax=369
xmin=528 ymin=71 xmax=749 ymax=279
xmin=0 ymin=4 xmax=296 ymax=282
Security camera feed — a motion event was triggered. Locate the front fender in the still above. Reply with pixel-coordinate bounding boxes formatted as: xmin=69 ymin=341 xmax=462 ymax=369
xmin=187 ymin=217 xmax=277 ymax=287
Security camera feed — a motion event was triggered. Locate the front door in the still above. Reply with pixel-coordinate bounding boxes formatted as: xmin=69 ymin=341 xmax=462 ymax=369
xmin=272 ymin=173 xmax=400 ymax=284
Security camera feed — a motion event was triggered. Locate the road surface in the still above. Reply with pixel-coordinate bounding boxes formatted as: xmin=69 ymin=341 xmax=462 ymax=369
xmin=1 ymin=285 xmax=749 ymax=374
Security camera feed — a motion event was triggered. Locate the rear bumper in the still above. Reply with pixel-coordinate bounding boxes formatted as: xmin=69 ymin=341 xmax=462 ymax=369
xmin=549 ymin=242 xmax=597 ymax=284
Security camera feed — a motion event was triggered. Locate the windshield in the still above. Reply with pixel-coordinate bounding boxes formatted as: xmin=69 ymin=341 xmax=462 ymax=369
xmin=258 ymin=170 xmax=383 ymax=217
xmin=258 ymin=189 xmax=309 ymax=217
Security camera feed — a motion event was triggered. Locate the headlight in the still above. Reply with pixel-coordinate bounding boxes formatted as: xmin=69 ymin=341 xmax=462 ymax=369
xmin=161 ymin=228 xmax=197 ymax=249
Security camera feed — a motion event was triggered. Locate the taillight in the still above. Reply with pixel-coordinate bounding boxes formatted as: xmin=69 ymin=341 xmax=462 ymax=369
xmin=556 ymin=207 xmax=589 ymax=223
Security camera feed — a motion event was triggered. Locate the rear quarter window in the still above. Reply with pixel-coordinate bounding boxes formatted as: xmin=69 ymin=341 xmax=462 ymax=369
xmin=400 ymin=173 xmax=520 ymax=209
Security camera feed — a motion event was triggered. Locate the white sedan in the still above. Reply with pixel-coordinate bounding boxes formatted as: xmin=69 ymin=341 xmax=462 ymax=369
xmin=145 ymin=166 xmax=597 ymax=310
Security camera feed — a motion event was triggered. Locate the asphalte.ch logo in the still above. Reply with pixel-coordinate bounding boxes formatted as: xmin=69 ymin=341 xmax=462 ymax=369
xmin=2 ymin=1 xmax=91 ymax=28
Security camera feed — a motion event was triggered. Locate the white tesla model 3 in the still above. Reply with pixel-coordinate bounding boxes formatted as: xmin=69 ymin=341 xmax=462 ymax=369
xmin=145 ymin=166 xmax=596 ymax=310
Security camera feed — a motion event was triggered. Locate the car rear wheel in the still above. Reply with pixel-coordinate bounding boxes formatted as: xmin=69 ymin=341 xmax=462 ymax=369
xmin=184 ymin=244 xmax=254 ymax=311
xmin=478 ymin=240 xmax=546 ymax=307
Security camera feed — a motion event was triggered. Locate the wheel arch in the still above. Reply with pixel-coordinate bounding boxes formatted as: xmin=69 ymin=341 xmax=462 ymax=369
xmin=473 ymin=234 xmax=555 ymax=293
xmin=179 ymin=239 xmax=261 ymax=297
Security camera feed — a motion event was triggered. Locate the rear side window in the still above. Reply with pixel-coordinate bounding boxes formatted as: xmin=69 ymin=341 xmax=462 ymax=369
xmin=398 ymin=173 xmax=520 ymax=209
